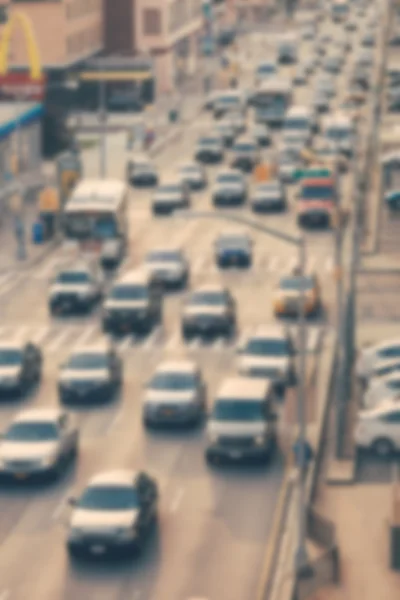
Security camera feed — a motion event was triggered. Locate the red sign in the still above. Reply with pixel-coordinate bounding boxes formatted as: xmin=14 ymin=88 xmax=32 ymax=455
xmin=0 ymin=72 xmax=46 ymax=101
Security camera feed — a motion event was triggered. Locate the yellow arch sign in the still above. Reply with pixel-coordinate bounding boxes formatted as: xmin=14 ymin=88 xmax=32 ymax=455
xmin=0 ymin=11 xmax=42 ymax=80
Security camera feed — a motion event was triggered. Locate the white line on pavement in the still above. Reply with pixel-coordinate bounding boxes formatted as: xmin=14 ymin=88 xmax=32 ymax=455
xmin=32 ymin=326 xmax=51 ymax=345
xmin=117 ymin=336 xmax=133 ymax=352
xmin=106 ymin=410 xmax=123 ymax=435
xmin=169 ymin=487 xmax=185 ymax=513
xmin=0 ymin=274 xmax=20 ymax=297
xmin=47 ymin=328 xmax=74 ymax=352
xmin=143 ymin=329 xmax=159 ymax=350
xmin=52 ymin=489 xmax=72 ymax=521
xmin=165 ymin=331 xmax=180 ymax=351
xmin=71 ymin=324 xmax=98 ymax=350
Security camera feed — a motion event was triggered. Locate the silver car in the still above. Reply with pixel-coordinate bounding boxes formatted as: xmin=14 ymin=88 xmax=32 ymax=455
xmin=251 ymin=180 xmax=287 ymax=212
xmin=48 ymin=262 xmax=103 ymax=315
xmin=152 ymin=179 xmax=190 ymax=215
xmin=143 ymin=360 xmax=206 ymax=426
xmin=0 ymin=408 xmax=78 ymax=480
xmin=212 ymin=168 xmax=247 ymax=207
xmin=144 ymin=248 xmax=189 ymax=288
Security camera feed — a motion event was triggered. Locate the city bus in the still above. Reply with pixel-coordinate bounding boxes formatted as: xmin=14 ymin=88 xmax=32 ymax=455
xmin=62 ymin=179 xmax=129 ymax=255
xmin=253 ymin=79 xmax=292 ymax=127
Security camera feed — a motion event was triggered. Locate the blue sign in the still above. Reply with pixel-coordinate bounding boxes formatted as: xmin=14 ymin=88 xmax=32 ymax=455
xmin=202 ymin=0 xmax=212 ymax=19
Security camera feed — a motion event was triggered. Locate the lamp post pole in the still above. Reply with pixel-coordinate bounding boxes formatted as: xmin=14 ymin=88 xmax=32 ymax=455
xmin=99 ymin=78 xmax=107 ymax=178
xmin=174 ymin=209 xmax=310 ymax=575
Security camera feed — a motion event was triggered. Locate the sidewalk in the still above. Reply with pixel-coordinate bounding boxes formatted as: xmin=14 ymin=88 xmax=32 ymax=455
xmin=313 ymin=482 xmax=400 ymax=600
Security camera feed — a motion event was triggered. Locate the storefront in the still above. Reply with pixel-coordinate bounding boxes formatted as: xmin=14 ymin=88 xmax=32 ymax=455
xmin=0 ymin=102 xmax=43 ymax=182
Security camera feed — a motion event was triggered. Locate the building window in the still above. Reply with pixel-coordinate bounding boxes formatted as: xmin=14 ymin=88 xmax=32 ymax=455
xmin=143 ymin=8 xmax=161 ymax=35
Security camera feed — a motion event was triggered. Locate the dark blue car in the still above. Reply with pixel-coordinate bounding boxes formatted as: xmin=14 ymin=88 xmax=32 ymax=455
xmin=215 ymin=234 xmax=253 ymax=268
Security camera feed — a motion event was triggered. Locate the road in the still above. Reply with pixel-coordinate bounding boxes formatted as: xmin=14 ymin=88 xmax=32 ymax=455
xmin=0 ymin=12 xmax=375 ymax=600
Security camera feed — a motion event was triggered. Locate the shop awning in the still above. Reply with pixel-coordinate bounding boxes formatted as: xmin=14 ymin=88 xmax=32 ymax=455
xmin=80 ymin=71 xmax=152 ymax=82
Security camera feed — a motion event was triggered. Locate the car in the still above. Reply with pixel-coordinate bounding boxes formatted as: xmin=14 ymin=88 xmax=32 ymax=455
xmin=178 ymin=162 xmax=207 ymax=191
xmin=313 ymin=89 xmax=331 ymax=113
xmin=144 ymin=248 xmax=189 ymax=288
xmin=365 ymin=358 xmax=400 ymax=386
xmin=126 ymin=155 xmax=158 ymax=187
xmin=354 ymin=404 xmax=400 ymax=457
xmin=58 ymin=341 xmax=123 ymax=404
xmin=322 ymin=114 xmax=356 ymax=158
xmin=225 ymin=110 xmax=246 ymax=135
xmin=0 ymin=408 xmax=78 ymax=481
xmin=181 ymin=285 xmax=237 ymax=340
xmin=345 ymin=19 xmax=357 ymax=31
xmin=384 ymin=189 xmax=400 ymax=210
xmin=230 ymin=136 xmax=260 ymax=172
xmin=316 ymin=75 xmax=336 ymax=99
xmin=143 ymin=360 xmax=206 ymax=427
xmin=273 ymin=271 xmax=322 ymax=317
xmin=237 ymin=325 xmax=297 ymax=394
xmin=293 ymin=65 xmax=308 ymax=85
xmin=355 ymin=49 xmax=374 ymax=69
xmin=312 ymin=139 xmax=349 ymax=172
xmin=194 ymin=133 xmax=224 ymax=164
xmin=0 ymin=340 xmax=42 ymax=396
xmin=214 ymin=232 xmax=253 ymax=268
xmin=363 ymin=373 xmax=400 ymax=410
xmin=301 ymin=24 xmax=315 ymax=40
xmin=250 ymin=180 xmax=287 ymax=212
xmin=212 ymin=90 xmax=246 ymax=119
xmin=215 ymin=120 xmax=237 ymax=146
xmin=323 ymin=55 xmax=342 ymax=74
xmin=100 ymin=238 xmax=126 ymax=270
xmin=278 ymin=146 xmax=302 ymax=184
xmin=356 ymin=339 xmax=400 ymax=382
xmin=204 ymin=91 xmax=219 ymax=111
xmin=282 ymin=106 xmax=315 ymax=150
xmin=102 ymin=269 xmax=163 ymax=335
xmin=361 ymin=32 xmax=375 ymax=47
xmin=48 ymin=263 xmax=103 ymax=316
xmin=67 ymin=469 xmax=158 ymax=559
xmin=302 ymin=58 xmax=315 ymax=75
xmin=152 ymin=178 xmax=190 ymax=215
xmin=249 ymin=124 xmax=271 ymax=147
xmin=254 ymin=61 xmax=277 ymax=84
xmin=205 ymin=377 xmax=277 ymax=464
xmin=212 ymin=168 xmax=247 ymax=207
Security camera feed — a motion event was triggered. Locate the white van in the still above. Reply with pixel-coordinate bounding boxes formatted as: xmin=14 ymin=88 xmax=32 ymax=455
xmin=322 ymin=113 xmax=356 ymax=157
xmin=282 ymin=106 xmax=316 ymax=149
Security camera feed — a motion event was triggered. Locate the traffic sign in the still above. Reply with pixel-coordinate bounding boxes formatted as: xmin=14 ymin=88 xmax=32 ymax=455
xmin=0 ymin=72 xmax=46 ymax=101
xmin=294 ymin=167 xmax=332 ymax=180
xmin=202 ymin=36 xmax=215 ymax=56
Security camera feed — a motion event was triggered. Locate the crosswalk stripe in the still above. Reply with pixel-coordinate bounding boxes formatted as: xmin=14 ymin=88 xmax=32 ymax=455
xmin=31 ymin=326 xmax=51 ymax=345
xmin=71 ymin=324 xmax=99 ymax=349
xmin=0 ymin=273 xmax=21 ymax=296
xmin=116 ymin=336 xmax=133 ymax=352
xmin=47 ymin=328 xmax=74 ymax=352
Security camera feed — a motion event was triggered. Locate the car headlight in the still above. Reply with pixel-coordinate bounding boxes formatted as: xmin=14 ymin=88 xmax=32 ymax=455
xmin=254 ymin=434 xmax=266 ymax=446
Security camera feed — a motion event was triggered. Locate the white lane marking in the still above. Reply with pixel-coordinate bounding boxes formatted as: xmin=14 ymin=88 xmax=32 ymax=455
xmin=52 ymin=488 xmax=72 ymax=521
xmin=47 ymin=328 xmax=74 ymax=352
xmin=106 ymin=410 xmax=123 ymax=435
xmin=71 ymin=324 xmax=98 ymax=350
xmin=165 ymin=331 xmax=180 ymax=351
xmin=117 ymin=336 xmax=134 ymax=352
xmin=33 ymin=256 xmax=62 ymax=279
xmin=143 ymin=329 xmax=159 ymax=350
xmin=169 ymin=487 xmax=185 ymax=513
xmin=307 ymin=328 xmax=321 ymax=353
xmin=192 ymin=256 xmax=208 ymax=274
xmin=11 ymin=325 xmax=28 ymax=341
xmin=187 ymin=338 xmax=200 ymax=350
xmin=31 ymin=326 xmax=51 ymax=345
xmin=213 ymin=338 xmax=225 ymax=350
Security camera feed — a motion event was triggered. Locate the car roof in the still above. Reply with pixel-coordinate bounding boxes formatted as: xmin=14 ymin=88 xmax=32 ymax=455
xmin=217 ymin=168 xmax=242 ymax=177
xmin=88 ymin=469 xmax=138 ymax=487
xmin=146 ymin=246 xmax=182 ymax=255
xmin=251 ymin=324 xmax=289 ymax=339
xmin=192 ymin=284 xmax=226 ymax=294
xmin=323 ymin=114 xmax=353 ymax=126
xmin=179 ymin=162 xmax=200 ymax=169
xmin=72 ymin=179 xmax=126 ymax=198
xmin=286 ymin=105 xmax=312 ymax=117
xmin=155 ymin=360 xmax=197 ymax=374
xmin=217 ymin=230 xmax=250 ymax=239
xmin=13 ymin=408 xmax=64 ymax=423
xmin=0 ymin=339 xmax=27 ymax=351
xmin=70 ymin=340 xmax=110 ymax=355
xmin=57 ymin=263 xmax=92 ymax=273
xmin=217 ymin=376 xmax=272 ymax=400
xmin=115 ymin=268 xmax=153 ymax=286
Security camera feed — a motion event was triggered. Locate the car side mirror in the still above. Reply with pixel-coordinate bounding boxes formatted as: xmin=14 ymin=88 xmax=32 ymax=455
xmin=68 ymin=496 xmax=77 ymax=506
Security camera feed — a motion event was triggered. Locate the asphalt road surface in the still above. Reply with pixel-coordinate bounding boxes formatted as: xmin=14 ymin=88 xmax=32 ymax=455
xmin=0 ymin=9 xmax=379 ymax=600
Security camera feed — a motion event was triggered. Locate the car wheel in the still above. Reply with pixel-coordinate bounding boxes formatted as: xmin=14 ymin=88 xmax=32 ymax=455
xmin=372 ymin=438 xmax=395 ymax=457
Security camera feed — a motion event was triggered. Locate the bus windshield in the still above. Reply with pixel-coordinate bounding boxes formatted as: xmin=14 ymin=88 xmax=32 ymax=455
xmin=63 ymin=212 xmax=119 ymax=240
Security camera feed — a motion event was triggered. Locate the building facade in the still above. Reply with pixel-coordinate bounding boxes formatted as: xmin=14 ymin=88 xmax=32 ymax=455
xmin=2 ymin=0 xmax=103 ymax=70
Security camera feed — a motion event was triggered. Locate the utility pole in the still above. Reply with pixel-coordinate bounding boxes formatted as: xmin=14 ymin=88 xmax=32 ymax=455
xmin=294 ymin=236 xmax=312 ymax=578
xmin=201 ymin=0 xmax=216 ymax=94
xmin=334 ymin=213 xmax=344 ymax=458
xmin=98 ymin=78 xmax=107 ymax=178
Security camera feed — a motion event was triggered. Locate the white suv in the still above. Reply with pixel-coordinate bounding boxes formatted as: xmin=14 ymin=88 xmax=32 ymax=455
xmin=355 ymin=404 xmax=400 ymax=457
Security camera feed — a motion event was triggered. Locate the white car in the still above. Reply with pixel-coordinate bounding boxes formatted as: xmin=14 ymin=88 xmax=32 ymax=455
xmin=212 ymin=168 xmax=247 ymax=207
xmin=144 ymin=248 xmax=189 ymax=288
xmin=237 ymin=325 xmax=297 ymax=394
xmin=356 ymin=339 xmax=400 ymax=381
xmin=0 ymin=408 xmax=78 ymax=480
xmin=143 ymin=360 xmax=206 ymax=426
xmin=363 ymin=372 xmax=400 ymax=410
xmin=178 ymin=162 xmax=207 ymax=190
xmin=48 ymin=263 xmax=103 ymax=315
xmin=67 ymin=469 xmax=158 ymax=558
xmin=366 ymin=358 xmax=400 ymax=383
xmin=354 ymin=404 xmax=400 ymax=456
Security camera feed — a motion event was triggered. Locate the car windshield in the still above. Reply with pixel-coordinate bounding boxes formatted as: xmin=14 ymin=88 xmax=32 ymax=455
xmin=66 ymin=353 xmax=108 ymax=370
xmin=199 ymin=137 xmax=219 ymax=145
xmin=301 ymin=186 xmax=334 ymax=199
xmin=0 ymin=349 xmax=22 ymax=366
xmin=158 ymin=185 xmax=181 ymax=194
xmin=217 ymin=96 xmax=240 ymax=105
xmin=257 ymin=184 xmax=280 ymax=193
xmin=244 ymin=338 xmax=289 ymax=356
xmin=217 ymin=174 xmax=241 ymax=184
xmin=189 ymin=292 xmax=226 ymax=306
xmin=279 ymin=276 xmax=314 ymax=290
xmin=213 ymin=400 xmax=264 ymax=421
xmin=180 ymin=165 xmax=198 ymax=174
xmin=284 ymin=119 xmax=309 ymax=130
xmin=233 ymin=143 xmax=255 ymax=152
xmin=56 ymin=271 xmax=90 ymax=284
xmin=325 ymin=127 xmax=351 ymax=140
xmin=78 ymin=485 xmax=139 ymax=511
xmin=110 ymin=285 xmax=148 ymax=300
xmin=257 ymin=64 xmax=275 ymax=74
xmin=150 ymin=372 xmax=196 ymax=391
xmin=4 ymin=422 xmax=59 ymax=441
xmin=147 ymin=251 xmax=181 ymax=263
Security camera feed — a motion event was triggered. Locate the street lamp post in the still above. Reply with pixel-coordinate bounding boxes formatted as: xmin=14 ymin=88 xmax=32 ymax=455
xmin=174 ymin=209 xmax=311 ymax=576
xmin=98 ymin=79 xmax=107 ymax=178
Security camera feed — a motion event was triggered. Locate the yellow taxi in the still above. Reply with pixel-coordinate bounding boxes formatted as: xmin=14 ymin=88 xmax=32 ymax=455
xmin=273 ymin=270 xmax=322 ymax=317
